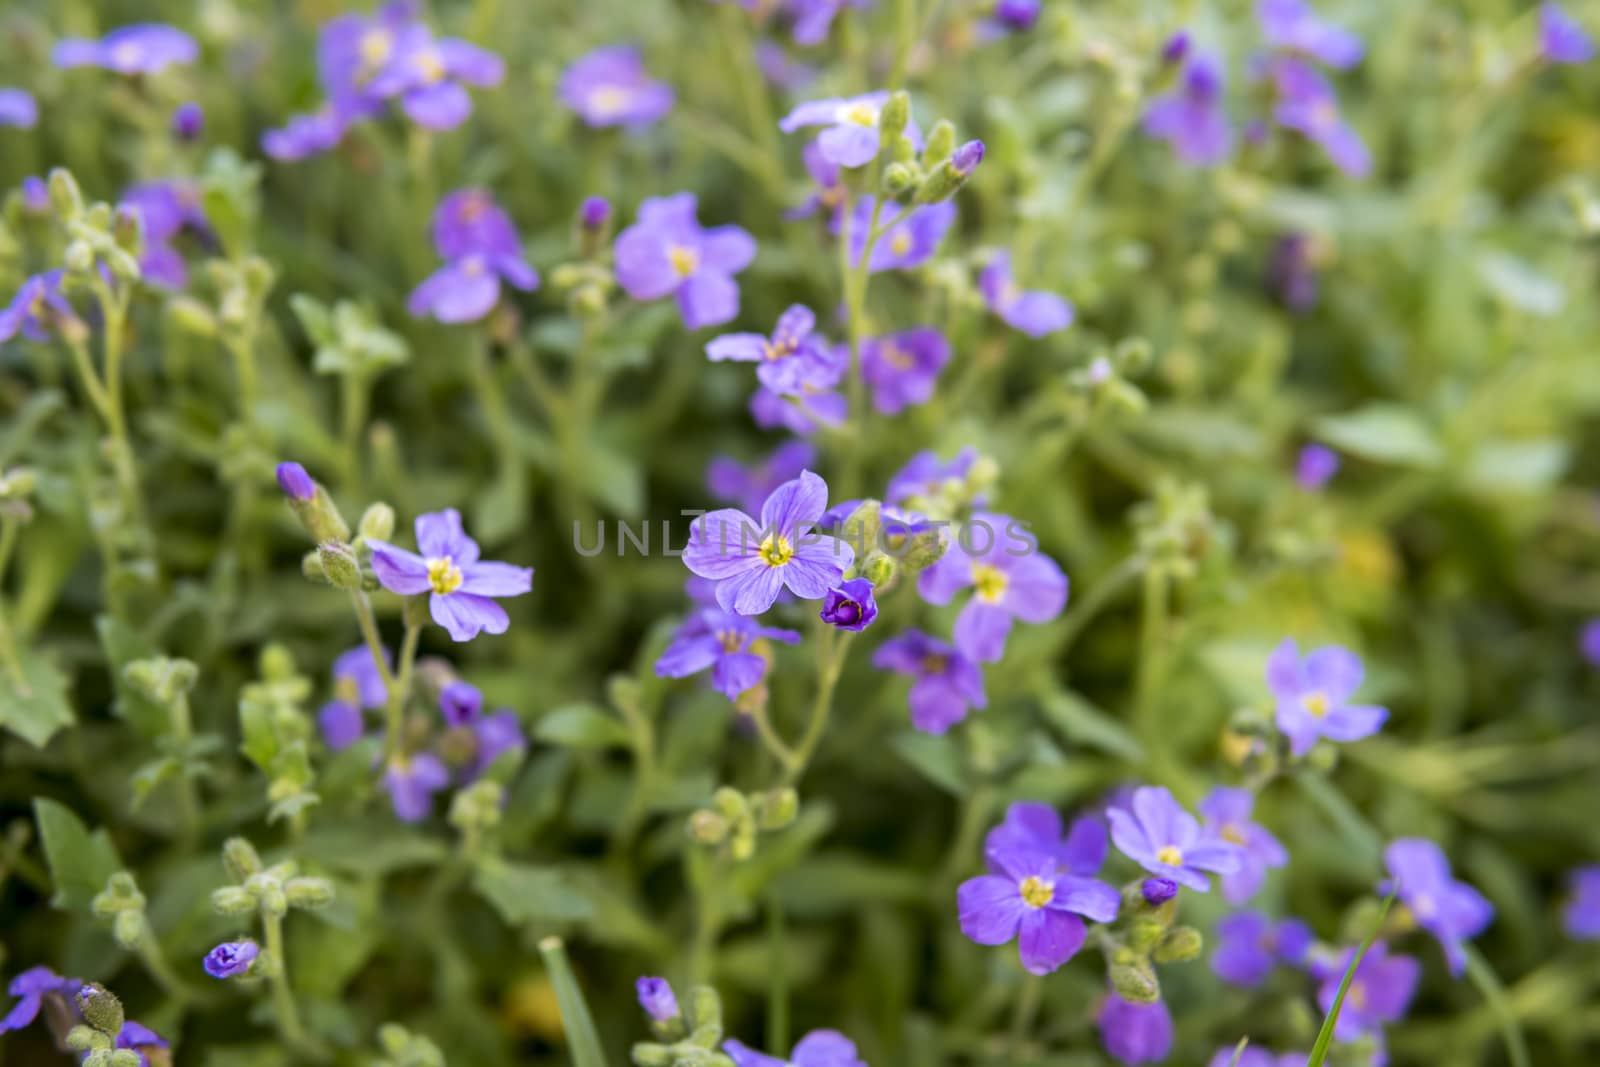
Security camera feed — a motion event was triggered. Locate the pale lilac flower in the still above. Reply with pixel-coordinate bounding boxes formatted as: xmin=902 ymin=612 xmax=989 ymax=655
xmin=54 ymin=24 xmax=198 ymax=74
xmin=1266 ymin=638 xmax=1388 ymax=756
xmin=861 ymin=327 xmax=951 ymax=413
xmin=979 ymin=253 xmax=1073 ymax=337
xmin=787 ymin=140 xmax=846 ymax=222
xmin=1108 ymin=785 xmax=1243 ymax=892
xmin=706 ymin=305 xmax=844 ymax=395
xmin=382 ymin=752 xmax=451 ymax=821
xmin=0 ymin=89 xmax=36 ymax=129
xmin=0 ymin=272 xmax=75 ymax=344
xmin=840 ymin=197 xmax=955 ymax=272
xmin=1097 ymin=992 xmax=1173 ymax=1064
xmin=119 ymin=180 xmax=210 ymax=289
xmin=1257 ymin=0 xmax=1364 ymax=68
xmin=559 ymin=46 xmax=674 ymax=127
xmin=958 ymin=847 xmax=1120 ymax=974
xmin=787 ymin=0 xmax=872 ymax=46
xmin=1143 ymin=53 xmax=1234 ymax=166
xmin=318 ymin=1 xmax=419 ymax=114
xmin=615 ymin=193 xmax=756 ymax=329
xmin=203 ymin=941 xmax=258 ymax=979
xmin=0 ymin=966 xmax=79 ymax=1033
xmin=756 ymin=42 xmax=818 ymax=91
xmin=724 ymin=1030 xmax=867 ymax=1067
xmin=873 ymin=629 xmax=987 ymax=734
xmin=114 ymin=1020 xmax=168 ymax=1066
xmin=438 ymin=681 xmax=525 ymax=779
xmin=409 ymin=189 xmax=538 ymax=322
xmin=1541 ymin=3 xmax=1595 ymax=64
xmin=368 ymin=509 xmax=534 ymax=641
xmin=655 ymin=609 xmax=801 ymax=700
xmin=682 ymin=470 xmax=853 ymax=615
xmin=261 ymin=106 xmax=353 ymax=162
xmin=779 ymin=91 xmax=919 ymax=168
xmin=1564 ymin=866 xmax=1600 ymax=939
xmin=367 ymin=25 xmax=505 ymax=130
xmin=1211 ymin=911 xmax=1312 ymax=986
xmin=707 ymin=441 xmax=817 ymax=516
xmin=636 ymin=977 xmax=679 ymax=1021
xmin=1296 ymin=443 xmax=1339 ymax=488
xmin=749 ymin=383 xmax=848 ymax=435
xmin=1316 ymin=941 xmax=1419 ymax=1040
xmin=887 ymin=447 xmax=980 ymax=506
xmin=1381 ymin=837 xmax=1493 ymax=976
xmin=916 ymin=512 xmax=1067 ymax=663
xmin=1270 ymin=233 xmax=1319 ymax=311
xmin=20 ymin=177 xmax=50 ymax=213
xmin=1271 ymin=58 xmax=1371 ymax=177
xmin=1200 ymin=786 xmax=1288 ymax=904
xmin=984 ymin=802 xmax=1107 ymax=876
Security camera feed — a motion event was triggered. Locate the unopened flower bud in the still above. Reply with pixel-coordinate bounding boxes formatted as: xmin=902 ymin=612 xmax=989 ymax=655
xmin=112 ymin=208 xmax=144 ymax=256
xmin=752 ymin=787 xmax=798 ymax=830
xmin=915 ymin=142 xmax=985 ymax=204
xmin=687 ymin=985 xmax=723 ymax=1035
xmin=301 ymin=550 xmax=329 ymax=583
xmin=1126 ymin=916 xmax=1166 ymax=951
xmin=1153 ymin=925 xmax=1203 ymax=963
xmin=64 ymin=240 xmax=95 ymax=275
xmin=222 ymin=836 xmax=263 ymax=880
xmin=172 ymin=101 xmax=204 ymax=141
xmin=878 ymin=91 xmax=910 ymax=147
xmin=688 ymin=810 xmax=729 ymax=844
xmin=632 ymin=1045 xmax=678 ymax=1066
xmin=0 ymin=468 xmax=37 ymax=500
xmin=167 ymin=296 xmax=218 ymax=336
xmin=861 ymin=552 xmax=896 ymax=587
xmin=211 ymin=886 xmax=256 ymax=915
xmin=951 ymin=139 xmax=985 ymax=176
xmin=318 ymin=541 xmax=363 ymax=590
xmin=275 ymin=461 xmax=315 ymax=502
xmin=77 ymin=984 xmax=124 ymax=1036
xmin=882 ymin=162 xmax=918 ymax=195
xmin=259 ymin=884 xmax=289 ymax=919
xmin=922 ymin=120 xmax=955 ymax=168
xmin=49 ymin=169 xmax=84 ymax=220
xmin=358 ymin=502 xmax=395 ymax=542
xmin=284 ymin=876 xmax=335 ymax=909
xmin=712 ymin=787 xmax=747 ymax=820
xmin=579 ymin=195 xmax=611 ymax=232
xmin=66 ymin=1025 xmax=99 ymax=1051
xmin=243 ymin=256 xmax=276 ymax=299
xmin=113 ymin=910 xmax=144 ymax=949
xmin=1108 ymin=959 xmax=1160 ymax=1004
xmin=103 ymin=247 xmax=142 ymax=282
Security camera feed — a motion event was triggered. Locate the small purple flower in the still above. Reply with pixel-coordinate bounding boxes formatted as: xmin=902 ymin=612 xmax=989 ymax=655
xmin=1257 ymin=0 xmax=1364 ymax=68
xmin=820 ymin=578 xmax=878 ymax=631
xmin=636 ymin=976 xmax=679 ymax=1021
xmin=368 ymin=509 xmax=534 ymax=642
xmin=1316 ymin=941 xmax=1419 ymax=1041
xmin=559 ymin=46 xmax=674 ymax=127
xmin=262 ymin=106 xmax=353 ymax=162
xmin=724 ymin=1030 xmax=867 ymax=1067
xmin=682 ymin=470 xmax=853 ymax=615
xmin=655 ymin=608 xmax=801 ymax=700
xmin=951 ymin=139 xmax=985 ymax=176
xmin=1564 ymin=865 xmax=1600 ymax=939
xmin=1141 ymin=878 xmax=1178 ymax=906
xmin=887 ymin=448 xmax=980 ymax=506
xmin=54 ymin=24 xmax=199 ymax=75
xmin=368 ymin=26 xmax=505 ymax=131
xmin=0 ymin=966 xmax=79 ymax=1034
xmin=318 ymin=700 xmax=365 ymax=750
xmin=119 ymin=180 xmax=210 ymax=289
xmin=994 ymin=0 xmax=1042 ymax=31
xmin=958 ymin=847 xmax=1120 ymax=975
xmin=1266 ymin=638 xmax=1388 ymax=757
xmin=203 ymin=941 xmax=259 ymax=979
xmin=1580 ymin=619 xmax=1600 ymax=667
xmin=861 ymin=327 xmax=951 ymax=414
xmin=706 ymin=305 xmax=844 ymax=396
xmin=439 ymin=682 xmax=525 ymax=778
xmin=20 ymin=177 xmax=50 ymax=213
xmin=1381 ymin=838 xmax=1493 ymax=976
xmin=0 ymin=272 xmax=76 ymax=344
xmin=707 ymin=440 xmax=817 ymax=516
xmin=984 ymin=802 xmax=1108 ymax=876
xmin=916 ymin=512 xmax=1068 ymax=663
xmin=840 ymin=197 xmax=955 ymax=273
xmin=1200 ymin=786 xmax=1288 ymax=904
xmin=333 ymin=645 xmax=392 ymax=710
xmin=430 ymin=188 xmax=526 ymax=260
xmin=115 ymin=1019 xmax=169 ymax=1066
xmin=780 ymin=91 xmax=921 ymax=168
xmin=1211 ymin=911 xmax=1313 ymax=986
xmin=750 ymin=383 xmax=848 ymax=435
xmin=1143 ymin=52 xmax=1233 ymax=166
xmin=872 ymin=629 xmax=987 ymax=734
xmin=409 ymin=189 xmax=538 ymax=323
xmin=580 ymin=196 xmax=612 ymax=231
xmin=275 ymin=461 xmax=316 ymax=501
xmin=756 ymin=42 xmax=818 ymax=91
xmin=172 ymin=101 xmax=205 ymax=141
xmin=979 ymin=253 xmax=1073 ymax=338
xmin=318 ymin=2 xmax=418 ymax=114
xmin=0 ymin=89 xmax=37 ymax=129
xmin=383 ymin=752 xmax=451 ymax=821
xmin=1270 ymin=233 xmax=1319 ymax=311
xmin=1296 ymin=443 xmax=1339 ymax=489
xmin=1271 ymin=58 xmax=1371 ymax=177
xmin=1161 ymin=31 xmax=1192 ymax=65
xmin=1096 ymin=992 xmax=1174 ymax=1065
xmin=615 ymin=193 xmax=756 ymax=330
xmin=1541 ymin=3 xmax=1595 ymax=64
xmin=1208 ymin=1049 xmax=1306 ymax=1067
xmin=787 ymin=140 xmax=847 ymax=223
xmin=788 ymin=0 xmax=872 ymax=46
xmin=1108 ymin=785 xmax=1243 ymax=892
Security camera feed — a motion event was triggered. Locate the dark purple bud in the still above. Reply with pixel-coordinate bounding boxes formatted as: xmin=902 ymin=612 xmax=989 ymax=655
xmin=275 ymin=461 xmax=315 ymax=501
xmin=440 ymin=681 xmax=484 ymax=726
xmin=820 ymin=577 xmax=879 ymax=632
xmin=1579 ymin=619 xmax=1600 ymax=667
xmin=994 ymin=0 xmax=1041 ymax=31
xmin=635 ymin=976 xmax=679 ymax=1021
xmin=1141 ymin=877 xmax=1179 ymax=906
xmin=1295 ymin=443 xmax=1339 ymax=490
xmin=952 ymin=140 xmax=986 ymax=177
xmin=579 ymin=196 xmax=611 ymax=231
xmin=1161 ymin=31 xmax=1192 ymax=66
xmin=203 ymin=941 xmax=259 ymax=979
xmin=172 ymin=101 xmax=204 ymax=141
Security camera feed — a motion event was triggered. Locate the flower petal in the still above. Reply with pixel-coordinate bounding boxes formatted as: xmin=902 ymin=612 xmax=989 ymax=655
xmin=1017 ymin=907 xmax=1086 ymax=975
xmin=367 ymin=541 xmax=433 ymax=595
xmin=957 ymin=875 xmax=1026 ymax=945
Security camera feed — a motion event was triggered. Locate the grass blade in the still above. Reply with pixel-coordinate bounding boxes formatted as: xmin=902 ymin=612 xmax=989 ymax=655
xmin=539 ymin=936 xmax=610 ymax=1067
xmin=1463 ymin=944 xmax=1531 ymax=1067
xmin=1306 ymin=889 xmax=1397 ymax=1067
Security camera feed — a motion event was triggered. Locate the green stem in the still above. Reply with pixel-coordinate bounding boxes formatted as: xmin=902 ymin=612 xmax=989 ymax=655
xmin=538 ymin=937 xmax=609 ymax=1067
xmin=137 ymin=919 xmax=193 ymax=1004
xmin=339 ymin=370 xmax=370 ymax=499
xmin=1133 ymin=565 xmax=1169 ymax=764
xmin=384 ymin=623 xmax=422 ymax=760
xmin=689 ymin=851 xmax=725 ymax=985
xmin=0 ymin=517 xmax=27 ymax=692
xmin=1052 ymin=552 xmax=1148 ymax=657
xmin=1007 ymin=974 xmax=1044 ymax=1055
xmin=782 ymin=627 xmax=854 ymax=787
xmin=168 ymin=693 xmax=202 ymax=844
xmin=262 ymin=910 xmax=305 ymax=1045
xmin=767 ymin=895 xmax=789 ymax=1053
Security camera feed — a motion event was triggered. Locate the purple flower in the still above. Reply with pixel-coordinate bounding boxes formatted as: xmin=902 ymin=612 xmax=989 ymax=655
xmin=1257 ymin=0 xmax=1364 ymax=68
xmin=262 ymin=106 xmax=352 ymax=162
xmin=707 ymin=441 xmax=817 ymax=516
xmin=615 ymin=193 xmax=756 ymax=330
xmin=1296 ymin=443 xmax=1339 ymax=489
xmin=1270 ymin=233 xmax=1319 ymax=311
xmin=1161 ymin=31 xmax=1192 ymax=65
xmin=580 ymin=196 xmax=612 ymax=231
xmin=1208 ymin=1049 xmax=1306 ymax=1067
xmin=383 ymin=752 xmax=451 ymax=821
xmin=203 ymin=941 xmax=259 ymax=979
xmin=994 ymin=0 xmax=1042 ymax=31
xmin=1564 ymin=866 xmax=1600 ymax=939
xmin=1381 ymin=838 xmax=1493 ymax=976
xmin=1580 ymin=619 xmax=1600 ymax=667
xmin=788 ymin=0 xmax=872 ymax=46
xmin=1096 ymin=992 xmax=1173 ymax=1064
xmin=840 ymin=197 xmax=955 ymax=273
xmin=951 ymin=139 xmax=985 ymax=176
xmin=1109 ymin=786 xmax=1243 ymax=892
xmin=318 ymin=700 xmax=365 ymax=750
xmin=276 ymin=461 xmax=316 ymax=501
xmin=706 ymin=304 xmax=844 ymax=396
xmin=861 ymin=327 xmax=951 ymax=414
xmin=54 ymin=24 xmax=199 ymax=75
xmin=0 ymin=271 xmax=75 ymax=344
xmin=636 ymin=977 xmax=679 ymax=1021
xmin=957 ymin=847 xmax=1120 ymax=975
xmin=1200 ymin=787 xmax=1288 ymax=904
xmin=1211 ymin=911 xmax=1313 ymax=986
xmin=368 ymin=509 xmax=534 ymax=642
xmin=318 ymin=2 xmax=418 ymax=114
xmin=334 ymin=645 xmax=391 ymax=709
xmin=820 ymin=578 xmax=878 ymax=631
xmin=749 ymin=346 xmax=849 ymax=434
xmin=724 ymin=1030 xmax=867 ymax=1067
xmin=438 ymin=682 xmax=525 ymax=779
xmin=1542 ymin=4 xmax=1595 ymax=64
xmin=1141 ymin=878 xmax=1178 ymax=906
xmin=788 ymin=140 xmax=847 ymax=222
xmin=367 ymin=25 xmax=505 ymax=130
xmin=916 ymin=513 xmax=1067 ymax=663
xmin=115 ymin=1020 xmax=169 ymax=1066
xmin=872 ymin=629 xmax=987 ymax=734
xmin=655 ymin=608 xmax=801 ymax=700
xmin=559 ymin=46 xmax=674 ymax=127
xmin=1266 ymin=638 xmax=1388 ymax=757
xmin=887 ymin=448 xmax=980 ymax=506
xmin=979 ymin=253 xmax=1073 ymax=337
xmin=682 ymin=470 xmax=853 ymax=615
xmin=409 ymin=189 xmax=538 ymax=323
xmin=985 ymin=803 xmax=1108 ymax=875
xmin=1271 ymin=58 xmax=1371 ymax=177
xmin=430 ymin=188 xmax=526 ymax=260
xmin=1143 ymin=52 xmax=1234 ymax=166
xmin=172 ymin=101 xmax=205 ymax=140
xmin=0 ymin=89 xmax=37 ymax=129
xmin=119 ymin=180 xmax=209 ymax=289
xmin=756 ymin=42 xmax=818 ymax=91
xmin=0 ymin=966 xmax=80 ymax=1034
xmin=1316 ymin=941 xmax=1419 ymax=1041
xmin=780 ymin=91 xmax=919 ymax=168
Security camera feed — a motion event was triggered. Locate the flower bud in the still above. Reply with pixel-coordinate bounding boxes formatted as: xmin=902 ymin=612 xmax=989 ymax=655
xmin=878 ymin=91 xmax=910 ymax=147
xmin=922 ymin=120 xmax=955 ymax=167
xmin=914 ymin=144 xmax=984 ymax=204
xmin=284 ymin=876 xmax=335 ymax=910
xmin=211 ymin=886 xmax=256 ymax=915
xmin=0 ymin=468 xmax=38 ymax=500
xmin=222 ymin=836 xmax=263 ymax=880
xmin=113 ymin=910 xmax=144 ymax=949
xmin=882 ymin=162 xmax=918 ymax=195
xmin=49 ymin=168 xmax=84 ymax=220
xmin=712 ymin=787 xmax=747 ymax=821
xmin=752 ymin=787 xmax=798 ymax=831
xmin=901 ymin=526 xmax=947 ymax=572
xmin=357 ymin=502 xmax=396 ymax=542
xmin=631 ymin=1045 xmax=678 ymax=1066
xmin=103 ymin=247 xmax=142 ymax=283
xmin=64 ymin=240 xmax=95 ymax=275
xmin=112 ymin=208 xmax=144 ymax=256
xmin=66 ymin=1025 xmax=99 ymax=1051
xmin=302 ymin=550 xmax=329 ymax=583
xmin=259 ymin=884 xmax=289 ymax=919
xmin=1154 ymin=925 xmax=1203 ymax=963
xmin=729 ymin=820 xmax=757 ymax=861
xmin=172 ymin=101 xmax=205 ymax=141
xmin=1126 ymin=916 xmax=1166 ymax=951
xmin=77 ymin=984 xmax=124 ymax=1036
xmin=687 ymin=985 xmax=723 ymax=1036
xmin=860 ymin=552 xmax=896 ymax=587
xmin=1141 ymin=877 xmax=1178 ymax=907
xmin=167 ymin=296 xmax=218 ymax=337
xmin=688 ymin=810 xmax=729 ymax=845
xmin=951 ymin=139 xmax=985 ymax=176
xmin=318 ymin=541 xmax=364 ymax=590
xmin=108 ymin=1051 xmax=143 ymax=1067
xmin=1108 ymin=959 xmax=1160 ymax=1004
xmin=275 ymin=461 xmax=315 ymax=502
xmin=580 ymin=195 xmax=612 ymax=231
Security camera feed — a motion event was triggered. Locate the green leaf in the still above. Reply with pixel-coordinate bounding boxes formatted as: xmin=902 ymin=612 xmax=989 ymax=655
xmin=1476 ymin=251 xmax=1564 ymax=316
xmin=581 ymin=440 xmax=645 ymax=518
xmin=130 ymin=757 xmax=181 ymax=809
xmin=888 ymin=731 xmax=967 ymax=795
xmin=537 ymin=937 xmax=610 ymax=1067
xmin=1307 ymin=890 xmax=1395 ymax=1067
xmin=1463 ymin=945 xmax=1531 ymax=1067
xmin=772 ymin=853 xmax=929 ymax=917
xmin=296 ymin=822 xmax=448 ymax=876
xmin=237 ymin=696 xmax=280 ymax=772
xmin=34 ymin=798 xmax=121 ymax=911
xmin=1313 ymin=404 xmax=1444 ymax=469
xmin=534 ymin=703 xmax=631 ymax=750
xmin=0 ymin=645 xmax=75 ymax=747
xmin=472 ymin=860 xmax=594 ymax=925
xmin=1461 ymin=440 xmax=1568 ymax=496
xmin=1036 ymin=687 xmax=1144 ymax=764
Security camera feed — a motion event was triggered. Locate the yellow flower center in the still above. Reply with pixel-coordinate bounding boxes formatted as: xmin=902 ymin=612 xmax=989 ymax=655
xmin=360 ymin=29 xmax=392 ymax=69
xmin=762 ymin=337 xmax=797 ymax=361
xmin=462 ymin=257 xmax=485 ymax=277
xmin=758 ymin=534 xmax=794 ymax=567
xmin=1221 ymin=823 xmax=1247 ymax=846
xmin=112 ymin=41 xmax=143 ymax=68
xmin=971 ymin=563 xmax=1009 ymax=603
xmin=890 ymin=231 xmax=913 ymax=257
xmin=589 ymin=86 xmax=632 ymax=117
xmin=1302 ymin=692 xmax=1330 ymax=718
xmin=716 ymin=629 xmax=744 ymax=653
xmin=921 ymin=653 xmax=948 ymax=674
xmin=881 ymin=342 xmax=915 ymax=369
xmin=999 ymin=279 xmax=1022 ymax=307
xmin=428 ymin=556 xmax=464 ymax=595
xmin=1156 ymin=845 xmax=1184 ymax=867
xmin=415 ymin=48 xmax=448 ymax=85
xmin=1019 ymin=875 xmax=1055 ymax=909
xmin=1347 ymin=982 xmax=1367 ymax=1010
xmin=669 ymin=245 xmax=700 ymax=277
xmin=459 ymin=194 xmax=489 ymax=220
xmin=844 ymin=101 xmax=879 ymax=126
xmin=1409 ymin=893 xmax=1436 ymax=919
